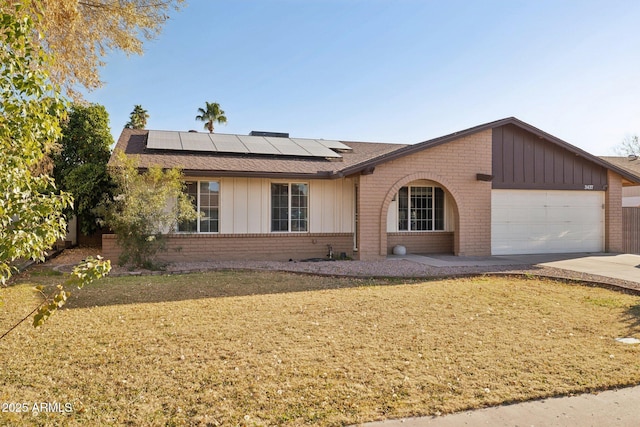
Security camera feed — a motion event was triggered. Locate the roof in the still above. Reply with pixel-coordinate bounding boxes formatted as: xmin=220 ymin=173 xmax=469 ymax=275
xmin=340 ymin=117 xmax=640 ymax=184
xmin=111 ymin=118 xmax=640 ymax=184
xmin=111 ymin=128 xmax=406 ymax=179
xmin=600 ymin=156 xmax=640 ymax=178
xmin=600 ymin=156 xmax=640 ymax=184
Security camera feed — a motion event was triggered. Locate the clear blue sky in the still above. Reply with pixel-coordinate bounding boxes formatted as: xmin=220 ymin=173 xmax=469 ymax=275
xmin=84 ymin=0 xmax=640 ymax=155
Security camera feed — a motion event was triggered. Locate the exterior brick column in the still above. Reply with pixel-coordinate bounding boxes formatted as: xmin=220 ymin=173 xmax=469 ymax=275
xmin=605 ymin=170 xmax=623 ymax=252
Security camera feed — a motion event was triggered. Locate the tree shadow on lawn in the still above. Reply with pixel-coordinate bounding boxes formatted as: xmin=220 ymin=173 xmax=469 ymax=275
xmin=624 ymin=304 xmax=640 ymax=333
xmin=47 ymin=261 xmax=640 ymax=311
xmin=61 ymin=269 xmax=427 ymax=310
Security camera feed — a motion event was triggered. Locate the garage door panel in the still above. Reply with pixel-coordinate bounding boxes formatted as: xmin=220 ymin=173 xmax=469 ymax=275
xmin=491 ymin=190 xmax=604 ymax=255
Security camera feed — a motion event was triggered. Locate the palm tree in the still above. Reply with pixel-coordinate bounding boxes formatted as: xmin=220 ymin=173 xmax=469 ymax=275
xmin=125 ymin=105 xmax=149 ymax=129
xmin=195 ymin=102 xmax=227 ymax=133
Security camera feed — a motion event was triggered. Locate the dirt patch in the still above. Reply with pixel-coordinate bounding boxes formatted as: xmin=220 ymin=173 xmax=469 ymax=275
xmin=45 ymin=247 xmax=103 ymax=266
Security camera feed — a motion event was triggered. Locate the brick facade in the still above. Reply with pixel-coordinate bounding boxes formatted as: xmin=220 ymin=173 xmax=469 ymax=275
xmin=102 ymin=232 xmax=354 ymax=263
xmin=356 ymin=129 xmax=494 ymax=260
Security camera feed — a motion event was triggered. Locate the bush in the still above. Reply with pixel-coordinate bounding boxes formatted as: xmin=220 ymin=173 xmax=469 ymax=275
xmin=101 ymin=151 xmax=196 ymax=268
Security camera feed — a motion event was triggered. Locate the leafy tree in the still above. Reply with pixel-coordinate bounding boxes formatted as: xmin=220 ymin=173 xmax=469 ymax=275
xmin=0 ymin=0 xmax=185 ymax=98
xmin=1 ymin=0 xmax=182 ymax=334
xmin=53 ymin=103 xmax=115 ymax=235
xmin=101 ymin=151 xmax=196 ymax=268
xmin=125 ymin=104 xmax=149 ymax=129
xmin=0 ymin=7 xmax=110 ymax=338
xmin=196 ymin=101 xmax=227 ymax=133
xmin=614 ymin=135 xmax=640 ymax=156
xmin=1 ymin=7 xmax=71 ymax=283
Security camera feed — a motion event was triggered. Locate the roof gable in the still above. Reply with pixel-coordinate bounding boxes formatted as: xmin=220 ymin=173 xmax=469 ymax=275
xmin=492 ymin=123 xmax=608 ymax=190
xmin=340 ymin=117 xmax=640 ymax=184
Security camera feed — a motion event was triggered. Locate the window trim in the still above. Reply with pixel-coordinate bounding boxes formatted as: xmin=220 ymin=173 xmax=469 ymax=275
xmin=177 ymin=180 xmax=220 ymax=234
xmin=398 ymin=185 xmax=445 ymax=232
xmin=270 ymin=181 xmax=309 ymax=233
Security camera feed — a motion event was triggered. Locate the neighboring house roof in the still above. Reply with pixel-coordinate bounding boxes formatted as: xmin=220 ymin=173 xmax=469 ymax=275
xmin=111 ymin=118 xmax=640 ymax=184
xmin=600 ymin=156 xmax=640 ymax=184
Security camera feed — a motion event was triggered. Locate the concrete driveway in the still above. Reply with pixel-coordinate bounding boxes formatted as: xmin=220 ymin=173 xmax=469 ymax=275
xmin=500 ymin=253 xmax=640 ymax=284
xmin=395 ymin=252 xmax=640 ymax=284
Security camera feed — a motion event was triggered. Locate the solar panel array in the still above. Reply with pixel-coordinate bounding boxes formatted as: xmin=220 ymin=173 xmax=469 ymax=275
xmin=146 ymin=131 xmax=351 ymax=159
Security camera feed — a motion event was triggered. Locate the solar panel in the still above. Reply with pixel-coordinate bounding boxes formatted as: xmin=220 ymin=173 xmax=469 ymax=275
xmin=147 ymin=130 xmax=182 ymax=150
xmin=291 ymin=138 xmax=343 ymax=158
xmin=316 ymin=139 xmax=353 ymax=152
xmin=179 ymin=132 xmax=215 ymax=152
xmin=210 ymin=134 xmax=249 ymax=153
xmin=265 ymin=137 xmax=314 ymax=156
xmin=146 ymin=131 xmax=345 ymax=159
xmin=237 ymin=135 xmax=281 ymax=155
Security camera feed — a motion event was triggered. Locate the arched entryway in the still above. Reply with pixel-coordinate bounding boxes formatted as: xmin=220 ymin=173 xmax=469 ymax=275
xmin=379 ymin=172 xmax=462 ymax=257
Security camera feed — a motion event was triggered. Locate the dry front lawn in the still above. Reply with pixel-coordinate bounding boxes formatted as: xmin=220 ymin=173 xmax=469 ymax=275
xmin=1 ymin=270 xmax=640 ymax=426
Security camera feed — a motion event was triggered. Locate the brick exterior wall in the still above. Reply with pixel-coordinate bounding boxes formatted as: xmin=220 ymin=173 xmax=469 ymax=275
xmin=605 ymin=170 xmax=623 ymax=252
xmin=387 ymin=232 xmax=454 ymax=254
xmin=357 ymin=129 xmax=494 ymax=260
xmin=102 ymin=233 xmax=354 ymax=263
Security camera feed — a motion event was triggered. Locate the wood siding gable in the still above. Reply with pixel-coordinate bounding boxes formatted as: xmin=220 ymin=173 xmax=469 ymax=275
xmin=492 ymin=124 xmax=608 ymax=190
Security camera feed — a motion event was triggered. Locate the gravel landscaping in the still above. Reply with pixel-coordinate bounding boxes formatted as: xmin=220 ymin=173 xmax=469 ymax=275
xmin=45 ymin=247 xmax=640 ymax=295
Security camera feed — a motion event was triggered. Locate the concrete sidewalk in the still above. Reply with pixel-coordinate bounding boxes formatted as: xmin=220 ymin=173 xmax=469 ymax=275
xmin=359 ymin=385 xmax=640 ymax=426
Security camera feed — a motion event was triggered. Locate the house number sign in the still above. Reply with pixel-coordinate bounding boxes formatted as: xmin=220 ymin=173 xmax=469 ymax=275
xmin=584 ymin=184 xmax=594 ymax=190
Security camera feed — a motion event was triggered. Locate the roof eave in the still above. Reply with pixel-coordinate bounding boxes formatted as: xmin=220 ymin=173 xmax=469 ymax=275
xmin=181 ymin=169 xmax=335 ymax=180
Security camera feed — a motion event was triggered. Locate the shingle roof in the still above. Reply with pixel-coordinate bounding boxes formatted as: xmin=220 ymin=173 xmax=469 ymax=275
xmin=599 ymin=156 xmax=640 ymax=185
xmin=110 ymin=128 xmax=407 ymax=179
xmin=111 ymin=120 xmax=640 ymax=184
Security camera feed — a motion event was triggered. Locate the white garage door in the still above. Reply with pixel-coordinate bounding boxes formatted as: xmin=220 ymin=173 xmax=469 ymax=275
xmin=491 ymin=189 xmax=604 ymax=255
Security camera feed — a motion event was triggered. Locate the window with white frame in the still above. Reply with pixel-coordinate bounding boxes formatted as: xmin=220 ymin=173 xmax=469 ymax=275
xmin=178 ymin=181 xmax=220 ymax=233
xmin=398 ymin=186 xmax=445 ymax=231
xmin=271 ymin=183 xmax=308 ymax=232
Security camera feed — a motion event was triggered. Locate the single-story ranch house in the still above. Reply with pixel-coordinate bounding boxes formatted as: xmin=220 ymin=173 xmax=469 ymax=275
xmin=103 ymin=117 xmax=640 ymax=262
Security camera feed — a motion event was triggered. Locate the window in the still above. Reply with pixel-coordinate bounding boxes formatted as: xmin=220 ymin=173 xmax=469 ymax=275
xmin=398 ymin=186 xmax=445 ymax=231
xmin=178 ymin=181 xmax=219 ymax=233
xmin=271 ymin=183 xmax=308 ymax=232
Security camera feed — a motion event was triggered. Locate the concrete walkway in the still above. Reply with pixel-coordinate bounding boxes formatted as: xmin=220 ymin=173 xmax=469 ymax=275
xmin=391 ymin=252 xmax=640 ymax=284
xmin=359 ymin=385 xmax=640 ymax=426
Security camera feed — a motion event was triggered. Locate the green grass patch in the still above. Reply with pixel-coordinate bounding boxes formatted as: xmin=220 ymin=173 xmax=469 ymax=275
xmin=583 ymin=296 xmax=629 ymax=308
xmin=27 ymin=268 xmax=64 ymax=277
xmin=1 ymin=271 xmax=639 ymax=426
